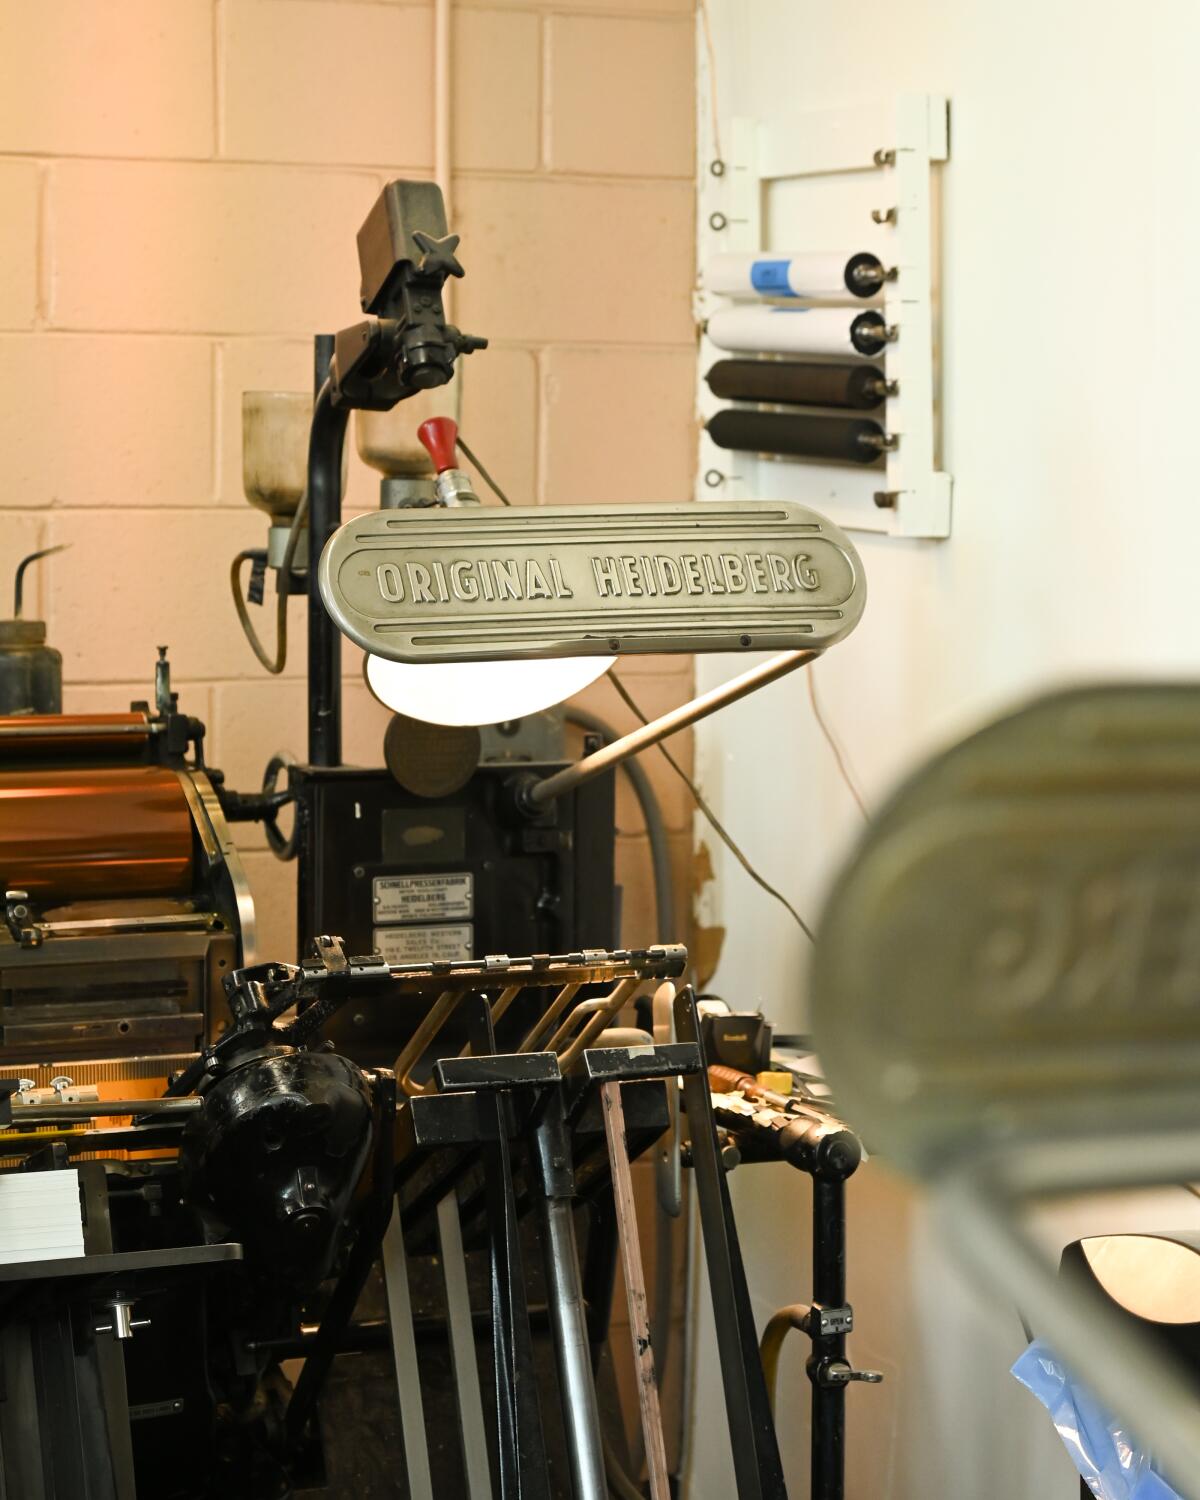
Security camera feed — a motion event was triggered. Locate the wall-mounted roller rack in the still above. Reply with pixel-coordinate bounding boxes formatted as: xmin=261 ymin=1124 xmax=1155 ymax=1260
xmin=696 ymin=94 xmax=952 ymax=540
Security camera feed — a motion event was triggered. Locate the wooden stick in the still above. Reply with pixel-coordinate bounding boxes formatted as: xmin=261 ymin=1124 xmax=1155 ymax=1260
xmin=600 ymin=1080 xmax=671 ymax=1500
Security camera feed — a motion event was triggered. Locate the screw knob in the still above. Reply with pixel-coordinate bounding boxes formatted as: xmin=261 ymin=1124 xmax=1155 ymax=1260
xmin=418 ymin=416 xmax=459 ymax=474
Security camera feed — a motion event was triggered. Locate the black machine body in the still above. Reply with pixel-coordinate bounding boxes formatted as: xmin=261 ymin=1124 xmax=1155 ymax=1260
xmin=291 ymin=756 xmax=617 ymax=1064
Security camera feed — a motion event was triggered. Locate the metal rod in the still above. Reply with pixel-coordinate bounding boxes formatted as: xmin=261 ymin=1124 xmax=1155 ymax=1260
xmin=468 ymin=997 xmax=551 ymax=1500
xmin=556 ymin=978 xmax=642 ymax=1072
xmin=527 ymin=651 xmax=820 ymax=808
xmin=675 ymin=986 xmax=787 ymax=1500
xmin=382 ymin=1197 xmax=436 ymax=1500
xmin=395 ymin=988 xmax=460 ymax=1093
xmin=601 ymin=1081 xmax=671 ymax=1500
xmin=306 ymin=354 xmax=345 ymax=767
xmin=518 ymin=983 xmax=582 ymax=1053
xmin=0 ymin=721 xmax=150 ymax=739
xmin=534 ymin=1091 xmax=608 ymax=1500
xmin=811 ymin=1178 xmax=846 ymax=1500
xmin=0 ymin=1124 xmax=188 ymax=1153
xmin=9 ymin=1099 xmax=202 ymax=1122
xmin=436 ymin=1191 xmax=494 ymax=1500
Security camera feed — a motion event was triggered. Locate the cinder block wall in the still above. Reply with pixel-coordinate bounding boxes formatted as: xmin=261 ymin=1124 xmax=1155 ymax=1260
xmin=0 ymin=0 xmax=697 ymax=960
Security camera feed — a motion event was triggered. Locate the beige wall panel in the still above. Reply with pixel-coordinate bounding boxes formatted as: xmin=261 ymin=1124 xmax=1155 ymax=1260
xmin=0 ymin=0 xmax=214 ymax=159
xmin=47 ymin=161 xmax=381 ymax=334
xmin=0 ymin=335 xmax=213 ymax=508
xmin=454 ymin=176 xmax=694 ymax=345
xmin=547 ymin=15 xmax=694 ymax=177
xmin=41 ymin=510 xmax=284 ymax=682
xmin=457 ymin=0 xmax=693 ymax=14
xmin=0 ymin=161 xmax=39 ymax=330
xmin=540 ymin=345 xmax=697 ymax=505
xmin=455 ymin=9 xmax=541 ymax=172
xmin=615 ymin=830 xmax=692 ymax=948
xmin=222 ymin=1 xmax=434 ymax=166
xmin=456 ymin=344 xmax=539 ymax=499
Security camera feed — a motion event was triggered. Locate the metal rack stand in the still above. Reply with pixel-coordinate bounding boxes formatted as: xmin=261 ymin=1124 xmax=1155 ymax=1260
xmin=697 ymin=94 xmax=952 ymax=539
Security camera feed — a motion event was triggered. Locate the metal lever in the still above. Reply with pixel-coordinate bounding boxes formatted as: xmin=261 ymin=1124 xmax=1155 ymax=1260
xmin=815 ymin=1359 xmax=883 ymax=1388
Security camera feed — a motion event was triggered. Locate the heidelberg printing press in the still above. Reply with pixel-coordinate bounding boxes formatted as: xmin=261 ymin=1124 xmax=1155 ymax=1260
xmin=0 ymin=180 xmax=873 ymax=1500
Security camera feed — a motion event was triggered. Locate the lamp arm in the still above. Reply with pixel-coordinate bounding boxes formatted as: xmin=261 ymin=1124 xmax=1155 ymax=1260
xmin=522 ymin=649 xmax=820 ymax=810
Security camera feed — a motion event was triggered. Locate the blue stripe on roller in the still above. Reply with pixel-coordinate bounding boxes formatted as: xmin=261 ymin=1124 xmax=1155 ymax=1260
xmin=750 ymin=259 xmax=798 ymax=296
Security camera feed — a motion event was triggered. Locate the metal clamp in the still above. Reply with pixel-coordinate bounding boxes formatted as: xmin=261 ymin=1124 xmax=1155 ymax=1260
xmin=812 ymin=1358 xmax=883 ymax=1388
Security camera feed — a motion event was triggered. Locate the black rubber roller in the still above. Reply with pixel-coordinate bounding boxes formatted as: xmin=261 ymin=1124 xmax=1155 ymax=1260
xmin=707 ymin=408 xmax=886 ymax=465
xmin=706 ymin=359 xmax=887 ymax=411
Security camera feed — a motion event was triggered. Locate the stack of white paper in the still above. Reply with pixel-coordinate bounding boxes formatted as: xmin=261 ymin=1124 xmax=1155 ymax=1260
xmin=0 ymin=1169 xmax=86 ymax=1266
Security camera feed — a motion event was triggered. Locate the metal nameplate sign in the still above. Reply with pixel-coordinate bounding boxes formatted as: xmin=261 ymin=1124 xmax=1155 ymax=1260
xmin=319 ymin=502 xmax=865 ymax=662
xmin=373 ymin=923 xmax=474 ymax=963
xmin=811 ymin=684 xmax=1200 ymax=1174
xmin=373 ymin=872 xmax=473 ymax=923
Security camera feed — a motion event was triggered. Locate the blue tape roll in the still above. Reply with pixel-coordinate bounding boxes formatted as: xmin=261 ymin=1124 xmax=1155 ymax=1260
xmin=749 ymin=259 xmax=798 ymax=297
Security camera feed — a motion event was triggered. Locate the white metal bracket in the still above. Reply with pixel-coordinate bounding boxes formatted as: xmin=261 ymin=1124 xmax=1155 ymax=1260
xmin=696 ymin=95 xmax=952 ymax=540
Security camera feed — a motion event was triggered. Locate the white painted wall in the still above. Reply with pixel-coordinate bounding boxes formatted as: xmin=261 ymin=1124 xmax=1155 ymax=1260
xmin=687 ymin=3 xmax=1200 ymax=1496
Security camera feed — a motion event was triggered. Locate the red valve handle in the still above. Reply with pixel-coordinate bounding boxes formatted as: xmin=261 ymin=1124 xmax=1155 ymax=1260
xmin=417 ymin=416 xmax=459 ymax=474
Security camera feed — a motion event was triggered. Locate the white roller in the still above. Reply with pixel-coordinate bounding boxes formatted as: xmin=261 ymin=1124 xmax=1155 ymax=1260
xmin=706 ymin=304 xmax=890 ymax=359
xmin=704 ymin=251 xmax=884 ymax=301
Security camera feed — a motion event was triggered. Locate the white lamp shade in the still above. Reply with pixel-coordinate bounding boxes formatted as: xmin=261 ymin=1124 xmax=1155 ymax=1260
xmin=365 ymin=652 xmax=616 ymax=727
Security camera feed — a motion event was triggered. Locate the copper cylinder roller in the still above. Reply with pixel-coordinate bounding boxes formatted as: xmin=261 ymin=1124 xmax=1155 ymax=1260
xmin=0 ymin=765 xmax=193 ymax=901
xmin=0 ymin=711 xmax=151 ymax=761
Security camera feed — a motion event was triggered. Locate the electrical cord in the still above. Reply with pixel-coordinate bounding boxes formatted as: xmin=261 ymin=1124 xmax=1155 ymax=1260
xmin=456 ymin=434 xmax=512 ymax=505
xmin=230 ymin=490 xmax=309 ymax=674
xmin=608 ymin=670 xmax=817 ymax=944
xmin=807 ymin=667 xmax=868 ymax=819
xmin=758 ymin=1304 xmax=809 ymax=1415
xmin=696 ymin=0 xmax=724 ymax=165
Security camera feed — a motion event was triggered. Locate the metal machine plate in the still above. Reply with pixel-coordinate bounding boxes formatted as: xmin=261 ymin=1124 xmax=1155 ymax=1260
xmin=811 ymin=684 xmax=1200 ymax=1174
xmin=372 ymin=924 xmax=473 ymax=963
xmin=318 ymin=501 xmax=865 ymax=662
xmin=373 ymin=872 xmax=474 ymax=923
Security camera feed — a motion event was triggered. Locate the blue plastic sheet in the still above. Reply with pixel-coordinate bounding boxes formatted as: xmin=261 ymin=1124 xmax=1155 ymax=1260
xmin=1012 ymin=1341 xmax=1183 ymax=1500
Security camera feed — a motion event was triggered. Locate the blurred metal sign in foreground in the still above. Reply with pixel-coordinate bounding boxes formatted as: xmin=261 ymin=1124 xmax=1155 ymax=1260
xmin=319 ymin=501 xmax=865 ymax=663
xmin=813 ymin=683 xmax=1200 ymax=1167
xmin=812 ymin=684 xmax=1200 ymax=1499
